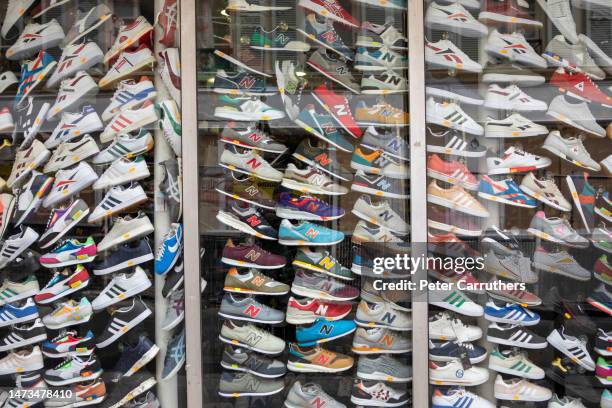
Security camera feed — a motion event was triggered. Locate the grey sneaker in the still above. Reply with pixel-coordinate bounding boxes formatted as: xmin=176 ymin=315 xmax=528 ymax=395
xmin=356 ymin=354 xmax=412 ymax=382
xmin=219 ymin=320 xmax=285 ymax=355
xmin=533 ymin=246 xmax=591 ymax=281
xmin=63 ymin=5 xmax=112 ymax=46
xmin=125 ymin=391 xmax=160 ymax=408
xmin=536 ymin=0 xmax=578 ymax=44
xmin=542 ymin=131 xmax=601 ymax=171
xmin=360 ymin=71 xmax=407 ymax=95
xmin=220 ymin=124 xmax=287 ymax=153
xmin=161 ymin=289 xmax=184 ymax=331
xmin=220 ymin=346 xmax=286 ymax=378
xmin=547 ymin=95 xmax=605 ymax=137
xmin=355 ymin=300 xmax=412 ymax=331
xmin=352 ymin=327 xmax=411 ymax=354
xmin=527 ymin=211 xmax=589 ymax=248
xmin=159 ymin=159 xmax=182 ymax=223
xmin=284 ymin=381 xmax=346 ymax=408
xmin=220 ymin=147 xmax=283 ymax=182
xmin=352 ymin=195 xmax=409 ymax=235
xmin=291 ymin=269 xmax=360 ymax=301
xmin=360 ymin=127 xmax=409 ymax=161
xmin=484 ymin=250 xmax=538 ymax=284
xmin=218 ymin=371 xmax=284 ymax=397
xmin=544 ymin=35 xmax=605 ymax=80
xmin=307 ymin=50 xmax=360 ymax=94
xmin=219 ymin=294 xmax=285 ymax=324
xmin=161 ymin=327 xmax=185 ymax=380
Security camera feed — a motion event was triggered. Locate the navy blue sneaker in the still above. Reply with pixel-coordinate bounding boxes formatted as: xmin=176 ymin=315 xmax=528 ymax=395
xmin=428 ymin=340 xmax=488 ymax=364
xmin=109 ymin=335 xmax=160 ymax=382
xmin=212 ymin=71 xmax=273 ymax=96
xmin=92 ymin=239 xmax=154 ymax=276
xmin=276 ymin=192 xmax=345 ymax=221
xmin=297 ymin=14 xmax=354 ymax=60
xmin=162 ymin=327 xmax=185 ymax=380
xmin=296 ymin=318 xmax=356 ymax=346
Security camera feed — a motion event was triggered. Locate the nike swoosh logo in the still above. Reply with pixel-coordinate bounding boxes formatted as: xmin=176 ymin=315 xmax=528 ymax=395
xmin=168 ymin=241 xmax=179 ymax=252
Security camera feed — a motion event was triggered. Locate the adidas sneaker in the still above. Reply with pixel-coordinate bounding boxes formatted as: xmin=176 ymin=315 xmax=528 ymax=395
xmin=92 ymin=129 xmax=154 ymax=165
xmin=88 ymin=182 xmax=148 ymax=223
xmin=93 ymin=156 xmax=150 ymax=190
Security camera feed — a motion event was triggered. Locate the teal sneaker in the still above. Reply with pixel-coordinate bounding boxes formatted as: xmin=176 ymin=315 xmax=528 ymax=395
xmin=278 ymin=220 xmax=344 ymax=246
xmin=296 ymin=317 xmax=356 ymax=346
xmin=294 ymin=105 xmax=354 ymax=153
xmin=292 ymin=248 xmax=353 ymax=281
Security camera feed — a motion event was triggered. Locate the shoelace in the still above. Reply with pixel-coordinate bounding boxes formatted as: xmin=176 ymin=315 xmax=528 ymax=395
xmin=49 ymin=330 xmax=76 ymax=343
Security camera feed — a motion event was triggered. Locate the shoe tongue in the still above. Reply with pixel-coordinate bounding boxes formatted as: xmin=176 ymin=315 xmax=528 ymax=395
xmin=302 ymin=383 xmax=322 ymax=395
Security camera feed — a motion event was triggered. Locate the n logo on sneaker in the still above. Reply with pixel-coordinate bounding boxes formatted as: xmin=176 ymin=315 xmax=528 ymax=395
xmin=321 ymin=31 xmax=338 ymax=44
xmin=376 ymin=179 xmax=391 ymax=190
xmin=244 ymin=305 xmax=261 ymax=318
xmin=333 ymin=104 xmax=348 ymax=116
xmin=245 ymin=185 xmax=259 ymax=196
xmin=244 ymin=250 xmax=261 ymax=262
xmin=246 ymin=158 xmax=261 ymax=169
xmin=246 ymin=215 xmax=261 ymax=227
xmin=314 ymin=153 xmax=331 ymax=166
xmin=311 ymin=397 xmax=327 ymax=408
xmin=319 ymin=324 xmax=333 ymax=335
xmin=305 ymin=228 xmax=319 ymax=239
xmin=246 ymin=332 xmax=262 ymax=344
xmin=318 ymin=257 xmax=336 ymax=270
xmin=381 ymin=312 xmax=396 ymax=324
xmin=239 ymin=75 xmax=256 ymax=89
xmin=381 ymin=334 xmax=394 ymax=346
xmin=315 ymin=304 xmax=329 ymax=316
xmin=248 ymin=132 xmax=262 ymax=143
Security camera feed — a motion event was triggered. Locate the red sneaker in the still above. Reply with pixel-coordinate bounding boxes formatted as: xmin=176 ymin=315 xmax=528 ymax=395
xmin=286 ymin=296 xmax=352 ymax=324
xmin=156 ymin=0 xmax=178 ymax=47
xmin=550 ymin=67 xmax=612 ymax=108
xmin=298 ymin=0 xmax=360 ymax=28
xmin=478 ymin=0 xmax=542 ymax=27
xmin=427 ymin=154 xmax=478 ymax=191
xmin=312 ymin=84 xmax=362 ymax=138
xmin=595 ymin=254 xmax=612 ymax=285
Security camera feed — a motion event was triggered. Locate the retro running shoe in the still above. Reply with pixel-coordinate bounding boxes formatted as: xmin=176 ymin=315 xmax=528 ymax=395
xmin=44 ymin=135 xmax=100 ymax=174
xmin=39 ymin=199 xmax=89 ymax=249
xmin=592 ymin=224 xmax=612 ymax=253
xmin=284 ymin=382 xmax=346 ymax=408
xmin=100 ymin=101 xmax=158 ymax=144
xmin=432 ymin=388 xmax=495 ymax=408
xmin=42 ymin=298 xmax=92 ymax=330
xmin=287 ymin=343 xmax=353 ymax=373
xmin=6 ymin=19 xmax=64 ymax=61
xmin=297 ymin=13 xmax=353 ymax=59
xmin=351 ymin=380 xmax=410 ymax=406
xmin=485 ymin=113 xmax=548 ymax=138
xmin=547 ymin=95 xmax=605 ymax=137
xmin=425 ymin=1 xmax=487 ymax=37
xmin=13 ymin=171 xmax=53 ymax=226
xmin=156 ymin=0 xmax=179 ymax=46
xmin=351 ymin=195 xmax=409 ymax=234
xmin=357 ymin=21 xmax=408 ymax=50
xmin=221 ymin=124 xmax=286 ymax=153
xmin=92 ymin=239 xmax=154 ymax=276
xmin=46 ymin=42 xmax=104 ymax=89
xmin=355 ymin=100 xmax=409 ymax=127
xmin=587 ymin=284 xmax=612 ymax=315
xmin=219 ymin=293 xmax=284 ymax=324
xmin=484 ymin=30 xmax=547 ymax=68
xmin=43 ymin=354 xmax=102 ymax=386
xmin=227 ymin=0 xmax=291 ymax=10
xmin=543 ymin=131 xmax=600 ymax=171
xmin=220 ymin=320 xmax=285 ymax=354
xmin=0 ymin=275 xmax=39 ymax=306
xmin=100 ymin=45 xmax=156 ymax=90
xmin=361 ymin=127 xmax=408 ymax=161
xmin=551 ymin=67 xmax=612 ymax=107
xmin=93 ymin=129 xmax=154 ymax=165
xmin=7 ymin=139 xmax=50 ymax=189
xmin=39 ymin=237 xmax=96 ymax=268
xmin=428 ymin=180 xmax=489 ymax=217
xmin=222 ymin=239 xmax=286 ymax=269
xmin=294 ymin=106 xmax=354 ymax=153
xmin=0 ymin=346 xmax=44 ymax=375
xmin=224 ymin=267 xmax=289 ymax=295
xmin=47 ymin=72 xmax=99 ymax=121
xmin=494 ymin=375 xmax=552 ymax=402
xmin=158 ymin=99 xmax=182 ymax=156
xmin=594 ymin=254 xmax=612 ymax=285
xmin=0 ymin=318 xmax=46 ymax=353
xmin=219 ymin=146 xmax=282 ymax=182
xmin=566 ymin=173 xmax=596 ymax=233
xmin=478 ymin=175 xmax=536 ymax=208
xmin=488 ymin=347 xmax=544 ymax=380
xmin=519 ymin=172 xmax=571 ymax=211
xmin=155 ymin=223 xmax=183 ymax=275
xmin=352 ymin=327 xmax=411 ymax=354
xmin=286 ymin=296 xmax=352 ymax=324
xmin=296 ymin=318 xmax=356 ymax=346
xmin=479 ymin=0 xmax=542 ymax=26
xmin=43 ymin=162 xmax=98 ymax=208
xmin=276 ymin=192 xmax=344 ymax=221
xmin=94 ymin=156 xmax=149 ymax=191
xmin=15 ymin=51 xmax=57 ymax=107
xmin=275 ymin=60 xmax=307 ymax=121
xmin=282 ymin=164 xmax=349 ymax=195
xmin=291 ymin=269 xmax=358 ymax=301
xmin=426 ymin=98 xmax=482 ymax=135
xmin=351 ymin=170 xmax=408 ymax=199
xmin=35 ymin=265 xmax=90 ymax=304
xmin=92 ymin=266 xmax=151 ymax=310
xmin=298 ymin=0 xmax=359 ymax=27
xmin=0 ymin=226 xmax=39 ymax=268
xmin=350 ymin=147 xmax=408 ymax=179
xmin=96 ymin=297 xmax=152 ymax=349
xmin=213 ymin=71 xmax=273 ymax=97
xmin=214 ymin=95 xmax=286 ymax=121
xmin=356 ymin=354 xmax=412 ymax=383
xmin=293 ymin=247 xmax=352 ymax=281
xmin=12 ymin=96 xmax=49 ymax=148
xmin=46 ymin=105 xmax=103 ymax=149
xmin=426 ymin=39 xmax=482 ymax=73
xmin=547 ymin=326 xmax=595 ymax=371
xmin=217 ymin=202 xmax=277 ymax=240
xmin=158 ymin=48 xmax=181 ymax=107
xmin=533 ymin=246 xmax=590 ymax=281
xmin=102 ymin=77 xmax=157 ymax=122
xmin=250 ymin=26 xmax=309 ymax=52
xmin=312 ymin=84 xmax=362 ymax=139
xmin=361 ymin=70 xmax=407 ymax=95
xmin=484 ymin=300 xmax=540 ymax=326
xmin=62 ymin=4 xmax=112 ymax=46
xmin=355 ymin=47 xmax=408 ymax=72
xmin=528 ymin=211 xmax=588 ymax=248
xmin=484 ymin=84 xmax=547 ymax=112
xmin=88 ymin=182 xmax=148 ymax=223
xmin=279 ymin=220 xmax=344 ymax=246
xmin=0 ymin=298 xmax=39 ymax=327
xmin=355 ymin=300 xmax=411 ymax=331
xmin=427 ymin=154 xmax=478 ymax=191
xmin=218 ymin=371 xmax=283 ymax=398
xmin=307 ymin=50 xmax=360 ymax=94
xmin=487 ymin=146 xmax=551 ymax=175
xmin=104 ymin=16 xmax=153 ymax=63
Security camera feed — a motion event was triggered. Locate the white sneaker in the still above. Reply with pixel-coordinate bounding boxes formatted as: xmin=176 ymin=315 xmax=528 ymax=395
xmin=92 ymin=266 xmax=151 ymax=310
xmin=96 ymin=212 xmax=154 ymax=252
xmin=100 ymin=102 xmax=158 ymax=144
xmin=520 ymin=172 xmax=571 ymax=211
xmin=351 ymin=195 xmax=409 ymax=235
xmin=485 ymin=30 xmax=547 ymax=68
xmin=429 ymin=360 xmax=489 ymax=386
xmin=45 ymin=42 xmax=104 ymax=89
xmin=536 ymin=0 xmax=578 ymax=44
xmin=44 ymin=135 xmax=100 ymax=174
xmin=93 ymin=156 xmax=150 ymax=191
xmin=214 ymin=97 xmax=286 ymax=121
xmin=158 ymin=48 xmax=181 ymax=107
xmin=0 ymin=107 xmax=14 ymax=132
xmin=8 ymin=140 xmax=50 ymax=188
xmin=494 ymin=374 xmax=552 ymax=402
xmin=158 ymin=99 xmax=181 ymax=157
xmin=542 ymin=131 xmax=601 ymax=171
xmin=425 ymin=2 xmax=487 ymax=37
xmin=579 ymin=33 xmax=612 ymax=76
xmin=1 ymin=0 xmax=38 ymax=39
xmin=46 ymin=106 xmax=103 ymax=149
xmin=426 ymin=97 xmax=483 ymax=136
xmin=47 ymin=72 xmax=99 ymax=120
xmin=547 ymin=95 xmax=606 ymax=137
xmin=220 ymin=147 xmax=282 ymax=182
xmin=485 ymin=114 xmax=548 ymax=138
xmin=102 ymin=77 xmax=157 ymax=122
xmin=93 ymin=130 xmax=154 ymax=165
xmin=602 ymin=154 xmax=612 ymax=176
xmin=432 ymin=388 xmax=495 ymax=408
xmin=0 ymin=346 xmax=44 ymax=375
xmin=484 ymin=84 xmax=547 ymax=111
xmin=0 ymin=71 xmax=18 ymax=94
xmin=88 ymin=182 xmax=148 ymax=223
xmin=355 ymin=300 xmax=412 ymax=331
xmin=104 ymin=16 xmax=154 ymax=63
xmin=38 ymin=199 xmax=90 ymax=249
xmin=429 ymin=312 xmax=482 ymax=342
xmin=0 ymin=226 xmax=39 ymax=268
xmin=6 ymin=19 xmax=64 ymax=61
xmin=99 ymin=45 xmax=156 ymax=89
xmin=487 ymin=146 xmax=552 ymax=175
xmin=547 ymin=326 xmax=595 ymax=371
xmin=426 ymin=39 xmax=483 ymax=73
xmin=43 ymin=162 xmax=98 ymax=208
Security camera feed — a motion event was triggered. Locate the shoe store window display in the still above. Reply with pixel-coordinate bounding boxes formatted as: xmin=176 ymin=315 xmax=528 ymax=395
xmin=425 ymin=0 xmax=612 ymax=407
xmin=197 ymin=0 xmax=411 ymax=403
xmin=0 ymin=0 xmax=183 ymax=406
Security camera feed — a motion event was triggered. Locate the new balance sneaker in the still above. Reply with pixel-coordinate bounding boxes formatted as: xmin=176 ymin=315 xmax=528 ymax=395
xmin=296 ymin=318 xmax=356 ymax=345
xmin=594 ymin=254 xmax=612 ymax=285
xmin=306 ymin=50 xmax=360 ymax=94
xmin=46 ymin=105 xmax=103 ymax=149
xmin=7 ymin=139 xmax=50 ymax=188
xmin=478 ymin=175 xmax=536 ymax=208
xmin=100 ymin=102 xmax=158 ymax=144
xmin=158 ymin=48 xmax=181 ymax=107
xmin=487 ymin=323 xmax=547 ymax=349
xmin=104 ymin=16 xmax=154 ymax=63
xmin=430 ymin=360 xmax=489 ymax=386
xmin=0 ymin=275 xmax=39 ymax=306
xmin=351 ymin=195 xmax=409 ymax=234
xmin=6 ymin=19 xmax=64 ymax=60
xmin=39 ymin=199 xmax=89 ymax=249
xmin=12 ymin=96 xmax=49 ymax=148
xmin=217 ymin=202 xmax=277 ymax=240
xmin=35 ymin=265 xmax=90 ymax=304
xmin=351 ymin=170 xmax=408 ymax=198
xmin=428 ymin=180 xmax=489 ymax=217
xmin=214 ymin=95 xmax=286 ymax=121
xmin=218 ymin=371 xmax=284 ymax=398
xmin=94 ymin=156 xmax=149 ymax=191
xmin=155 ymin=223 xmax=183 ymax=275
xmin=351 ymin=380 xmax=410 ymax=406
xmin=92 ymin=239 xmax=153 ymax=275
xmin=0 ymin=346 xmax=44 ymax=375
xmin=426 ymin=39 xmax=482 ymax=72
xmin=15 ymin=51 xmax=57 ymax=107
xmin=298 ymin=0 xmax=359 ymax=27
xmin=223 ymin=267 xmax=289 ymax=295
xmin=279 ymin=219 xmax=344 ymax=246
xmin=93 ymin=129 xmax=154 ymax=165
xmin=355 ymin=100 xmax=409 ymax=127
xmin=361 ymin=127 xmax=409 ymax=161
xmin=484 ymin=29 xmax=547 ymax=68
xmin=484 ymin=300 xmax=540 ymax=326
xmin=352 ymin=327 xmax=411 ymax=354
xmin=92 ymin=266 xmax=151 ymax=310
xmin=487 ymin=146 xmax=551 ymax=174
xmin=102 ymin=77 xmax=157 ymax=122
xmin=42 ymin=297 xmax=93 ymax=329
xmin=39 ymin=237 xmax=96 ymax=268
xmin=312 ymin=84 xmax=362 ymax=138
xmin=0 ymin=318 xmax=46 ymax=352
xmin=494 ymin=375 xmax=552 ymax=402
xmin=42 ymin=330 xmax=94 ymax=358
xmin=291 ymin=269 xmax=358 ymax=300
xmin=222 ymin=239 xmax=286 ymax=270
xmin=46 ymin=42 xmax=104 ymax=89
xmin=44 ymin=135 xmax=99 ymax=174
xmin=0 ymin=298 xmax=39 ymax=327
xmin=355 ymin=300 xmax=411 ymax=331
xmin=355 ymin=47 xmax=408 ymax=71
xmin=357 ymin=21 xmax=408 ymax=50
xmin=527 ymin=211 xmax=588 ymax=247
xmin=275 ymin=60 xmax=307 ymax=120
xmin=88 ymin=182 xmax=148 ymax=223
xmin=543 ymin=131 xmax=600 ymax=171
xmin=533 ymin=245 xmax=590 ymax=280
xmin=282 ymin=164 xmax=348 ymax=195
xmin=488 ymin=347 xmax=544 ymax=379
xmin=286 ymin=296 xmax=352 ymax=324
xmin=276 ymin=192 xmax=344 ymax=221
xmin=96 ymin=297 xmax=152 ymax=348
xmin=285 ymin=381 xmax=345 ymax=408
xmin=520 ymin=172 xmax=571 ymax=211
xmin=587 ymin=284 xmax=612 ymax=315
xmin=219 ymin=320 xmax=285 ymax=354
xmin=44 ymin=354 xmax=102 ymax=386
xmin=294 ymin=106 xmax=354 ymax=153
xmin=47 ymin=71 xmax=99 ymax=120
xmin=0 ymin=226 xmax=38 ymax=268
xmin=547 ymin=95 xmax=605 ymax=137
xmin=62 ymin=4 xmax=112 ymax=46
xmin=425 ymin=1 xmax=487 ymax=37
xmin=431 ymin=388 xmax=494 ymax=408
xmin=43 ymin=162 xmax=98 ymax=208
xmin=220 ymin=147 xmax=282 ymax=182
xmin=13 ymin=171 xmax=53 ymax=226
xmin=221 ymin=124 xmax=286 ymax=153
xmin=351 ymin=148 xmax=408 ymax=179
xmin=484 ymin=84 xmax=547 ymax=111
xmin=427 ymin=154 xmax=478 ymax=191
xmin=426 ymin=97 xmax=483 ymax=135
xmin=292 ymin=140 xmax=350 ymax=181
xmin=221 ymin=345 xmax=286 ymax=378
xmin=250 ymin=26 xmax=309 ymax=52
xmin=297 ymin=13 xmax=354 ymax=60
xmin=219 ymin=293 xmax=284 ymax=324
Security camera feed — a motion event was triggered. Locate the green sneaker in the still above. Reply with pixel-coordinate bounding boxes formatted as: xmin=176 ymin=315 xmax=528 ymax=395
xmin=250 ymin=26 xmax=310 ymax=52
xmin=158 ymin=100 xmax=181 ymax=157
xmin=292 ymin=248 xmax=353 ymax=281
xmin=223 ymin=268 xmax=289 ymax=296
xmin=488 ymin=347 xmax=544 ymax=380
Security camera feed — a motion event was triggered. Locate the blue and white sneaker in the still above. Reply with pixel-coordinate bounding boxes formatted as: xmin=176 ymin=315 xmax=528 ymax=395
xmin=212 ymin=70 xmax=273 ymax=96
xmin=0 ymin=298 xmax=39 ymax=328
xmin=15 ymin=51 xmax=57 ymax=107
xmin=162 ymin=327 xmax=185 ymax=380
xmin=429 ymin=340 xmax=488 ymax=364
xmin=478 ymin=175 xmax=536 ymax=208
xmin=297 ymin=13 xmax=354 ymax=60
xmin=484 ymin=300 xmax=540 ymax=326
xmin=102 ymin=77 xmax=157 ymax=122
xmin=155 ymin=223 xmax=183 ymax=275
xmin=278 ymin=219 xmax=344 ymax=246
xmin=432 ymin=387 xmax=495 ymax=408
xmin=45 ymin=105 xmax=103 ymax=149
xmin=276 ymin=192 xmax=345 ymax=221
xmin=296 ymin=317 xmax=356 ymax=346
xmin=294 ymin=105 xmax=354 ymax=153
xmin=354 ymin=47 xmax=408 ymax=72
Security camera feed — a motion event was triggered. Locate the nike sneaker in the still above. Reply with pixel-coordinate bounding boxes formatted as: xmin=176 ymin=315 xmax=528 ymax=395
xmin=155 ymin=223 xmax=183 ymax=275
xmin=486 ymin=146 xmax=551 ymax=174
xmin=92 ymin=266 xmax=151 ymax=310
xmin=551 ymin=67 xmax=612 ymax=107
xmin=250 ymin=26 xmax=310 ymax=52
xmin=542 ymin=131 xmax=600 ymax=171
xmin=427 ymin=154 xmax=478 ymax=191
xmin=297 ymin=13 xmax=354 ymax=59
xmin=93 ymin=156 xmax=149 ymax=190
xmin=62 ymin=4 xmax=112 ymax=46
xmin=298 ymin=0 xmax=359 ymax=27
xmin=158 ymin=99 xmax=182 ymax=156
xmin=217 ymin=201 xmax=277 ymax=240
xmin=88 ymin=182 xmax=148 ymax=223
xmin=7 ymin=139 xmax=50 ymax=189
xmin=44 ymin=135 xmax=100 ymax=174
xmin=520 ymin=172 xmax=571 ymax=211
xmin=38 ymin=199 xmax=89 ymax=249
xmin=15 ymin=51 xmax=57 ymax=107
xmin=6 ymin=19 xmax=64 ymax=61
xmin=102 ymin=77 xmax=157 ymax=122
xmin=35 ymin=265 xmax=90 ymax=304
xmin=307 ymin=49 xmax=360 ymax=94
xmin=425 ymin=1 xmax=487 ymax=37
xmin=13 ymin=171 xmax=53 ymax=226
xmin=46 ymin=105 xmax=103 ymax=149
xmin=478 ymin=175 xmax=536 ymax=208
xmin=282 ymin=163 xmax=349 ymax=195
xmin=219 ymin=146 xmax=282 ymax=182
xmin=92 ymin=129 xmax=154 ymax=165
xmin=275 ymin=60 xmax=307 ymax=120
xmin=357 ymin=21 xmax=408 ymax=50
xmin=46 ymin=41 xmax=104 ymax=89
xmin=158 ymin=48 xmax=181 ymax=106
xmin=104 ymin=16 xmax=154 ymax=63
xmin=214 ymin=95 xmax=285 ymax=121
xmin=485 ymin=29 xmax=547 ymax=68
xmin=100 ymin=101 xmax=159 ymax=143
xmin=1 ymin=0 xmax=38 ymax=39
xmin=220 ymin=124 xmax=286 ymax=153
xmin=39 ymin=237 xmax=97 ymax=268
xmin=479 ymin=0 xmax=543 ymax=26
xmin=100 ymin=44 xmax=156 ymax=89
xmin=43 ymin=162 xmax=98 ymax=208
xmin=355 ymin=100 xmax=409 ymax=127
xmin=547 ymin=95 xmax=606 ymax=137
xmin=426 ymin=97 xmax=483 ymax=135
xmin=484 ymin=84 xmax=547 ymax=111
xmin=96 ymin=212 xmax=154 ymax=252
xmin=312 ymin=84 xmax=362 ymax=138
xmin=279 ymin=219 xmax=344 ymax=246
xmin=426 ymin=39 xmax=482 ymax=72
xmin=47 ymin=71 xmax=99 ymax=120
xmin=156 ymin=0 xmax=178 ymax=46
xmin=485 ymin=113 xmax=548 ymax=138
xmin=294 ymin=106 xmax=354 ymax=152
xmin=355 ymin=47 xmax=408 ymax=71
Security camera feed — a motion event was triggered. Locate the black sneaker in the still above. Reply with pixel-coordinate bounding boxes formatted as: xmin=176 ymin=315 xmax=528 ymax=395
xmin=4 ymin=249 xmax=41 ymax=280
xmin=92 ymin=239 xmax=154 ymax=276
xmin=0 ymin=318 xmax=46 ymax=352
xmin=547 ymin=287 xmax=597 ymax=335
xmin=486 ymin=322 xmax=547 ymax=349
xmin=292 ymin=139 xmax=351 ymax=181
xmin=546 ymin=357 xmax=603 ymax=403
xmin=595 ymin=328 xmax=611 ymax=356
xmin=351 ymin=171 xmax=408 ymax=199
xmin=108 ymin=336 xmax=160 ymax=382
xmin=96 ymin=297 xmax=152 ymax=349
xmin=215 ymin=174 xmax=277 ymax=210
xmin=161 ymin=327 xmax=185 ymax=380
xmin=159 ymin=158 xmax=182 ymax=223
xmin=5 ymin=372 xmax=47 ymax=408
xmin=103 ymin=370 xmax=156 ymax=408
xmin=426 ymin=129 xmax=487 ymax=158
xmin=426 ymin=72 xmax=483 ymax=106
xmin=221 ymin=345 xmax=287 ymax=378
xmin=216 ymin=201 xmax=277 ymax=240
xmin=162 ymin=259 xmax=184 ymax=298
xmin=428 ymin=340 xmax=487 ymax=364
xmin=13 ymin=171 xmax=53 ymax=226
xmin=12 ymin=96 xmax=50 ymax=148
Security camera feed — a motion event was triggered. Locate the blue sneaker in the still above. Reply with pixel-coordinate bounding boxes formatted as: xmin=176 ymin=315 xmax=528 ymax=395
xmin=278 ymin=220 xmax=344 ymax=246
xmin=478 ymin=175 xmax=536 ymax=208
xmin=109 ymin=335 xmax=160 ymax=381
xmin=42 ymin=330 xmax=94 ymax=358
xmin=212 ymin=70 xmax=272 ymax=96
xmin=16 ymin=51 xmax=57 ymax=107
xmin=162 ymin=327 xmax=185 ymax=380
xmin=276 ymin=192 xmax=345 ymax=221
xmin=294 ymin=105 xmax=354 ymax=153
xmin=296 ymin=318 xmax=356 ymax=346
xmin=428 ymin=340 xmax=488 ymax=364
xmin=0 ymin=298 xmax=39 ymax=327
xmin=155 ymin=223 xmax=183 ymax=275
xmin=484 ymin=300 xmax=540 ymax=326
xmin=297 ymin=14 xmax=354 ymax=60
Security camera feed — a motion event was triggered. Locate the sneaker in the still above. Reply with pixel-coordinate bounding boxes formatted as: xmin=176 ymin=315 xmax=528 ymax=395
xmin=13 ymin=96 xmax=50 ymax=148
xmin=429 ymin=340 xmax=487 ymax=364
xmin=0 ymin=71 xmax=18 ymax=93
xmin=484 ymin=300 xmax=540 ymax=326
xmin=312 ymin=84 xmax=362 ymax=139
xmin=222 ymin=239 xmax=285 ymax=270
xmin=519 ymin=172 xmax=571 ymax=211
xmin=214 ymin=95 xmax=285 ymax=121
xmin=548 ymin=394 xmax=590 ymax=408
xmin=430 ymin=287 xmax=484 ymax=317
xmin=42 ymin=330 xmax=94 ymax=358
xmin=428 ymin=180 xmax=489 ymax=217
xmin=62 ymin=4 xmax=112 ymax=46
xmin=109 ymin=335 xmax=159 ymax=381
xmin=250 ymin=26 xmax=309 ymax=52
xmin=351 ymin=148 xmax=408 ymax=179
xmin=603 ymin=390 xmax=612 ymax=408
xmin=93 ymin=130 xmax=154 ymax=165
xmin=289 ymin=343 xmax=350 ymax=373
xmin=286 ymin=296 xmax=352 ymax=324
xmin=35 ymin=265 xmax=90 ymax=304
xmin=528 ymin=211 xmax=589 ymax=247
xmin=352 ymin=195 xmax=409 ymax=234
xmin=276 ymin=192 xmax=344 ymax=221
xmin=219 ymin=147 xmax=282 ymax=182
xmin=351 ymin=380 xmax=410 ymax=406
xmin=44 ymin=135 xmax=100 ymax=174
xmin=484 ymin=30 xmax=547 ymax=68
xmin=96 ymin=297 xmax=151 ymax=348
xmin=355 ymin=47 xmax=408 ymax=72
xmin=100 ymin=44 xmax=156 ymax=90
xmin=42 ymin=297 xmax=92 ymax=329
xmin=158 ymin=99 xmax=181 ymax=156
xmin=104 ymin=16 xmax=153 ymax=63
xmin=292 ymin=139 xmax=351 ymax=181
xmin=44 ymin=354 xmax=102 ymax=386
xmin=39 ymin=236 xmax=96 ymax=268
xmin=306 ymin=50 xmax=360 ymax=94
xmin=275 ymin=60 xmax=307 ymax=121
xmin=298 ymin=0 xmax=359 ymax=27
xmin=46 ymin=42 xmax=104 ymax=89
xmin=6 ymin=19 xmax=64 ymax=61
xmin=0 ymin=319 xmax=46 ymax=352
xmin=595 ymin=190 xmax=612 ymax=223
xmin=226 ymin=0 xmax=291 ymax=10
xmin=156 ymin=0 xmax=178 ymax=46
xmin=596 ymin=329 xmax=612 ymax=356
xmin=351 ymin=170 xmax=408 ymax=198
xmin=38 ymin=200 xmax=87 ymax=249
xmin=534 ymin=245 xmax=590 ymax=280
xmin=484 ymin=84 xmax=547 ymax=111
xmin=222 ymin=345 xmax=286 ymax=378
xmin=355 ymin=100 xmax=409 ymax=127
xmin=361 ymin=127 xmax=409 ymax=161
xmin=427 ymin=204 xmax=482 ymax=236
xmin=88 ymin=182 xmax=148 ymax=223
xmin=356 ymin=355 xmax=411 ymax=383
xmin=595 ymin=254 xmax=612 ymax=285
xmin=426 ymin=39 xmax=482 ymax=73
xmin=1 ymin=0 xmax=38 ymax=38
xmin=487 ymin=322 xmax=547 ymax=349
xmin=357 ymin=21 xmax=408 ymax=50
xmin=103 ymin=370 xmax=156 ymax=407
xmin=0 ymin=346 xmax=43 ymax=375
xmin=0 ymin=276 xmax=39 ymax=306
xmin=158 ymin=158 xmax=181 ymax=222
xmin=46 ymin=105 xmax=103 ymax=149
xmin=355 ymin=0 xmax=406 ymax=8
xmin=350 ymin=326 xmax=408 ymax=355
xmin=425 ymin=1 xmax=487 ymax=37
xmin=551 ymin=67 xmax=612 ymax=107
xmin=93 ymin=240 xmax=153 ymax=276
xmin=158 ymin=48 xmax=181 ymax=107
xmin=544 ymin=132 xmax=600 ymax=172
xmin=487 ymin=146 xmax=551 ymax=174
xmin=295 ymin=318 xmax=356 ymax=345
xmin=429 ymin=312 xmax=482 ymax=342
xmin=43 ymin=162 xmax=98 ymax=208
xmin=429 ymin=360 xmax=489 ymax=386
xmin=536 ymin=0 xmax=578 ymax=44
xmin=566 ymin=173 xmax=596 ymax=232
xmin=220 ymin=124 xmax=286 ymax=153
xmin=217 ymin=202 xmax=276 ymax=240
xmin=579 ymin=33 xmax=612 ymax=75
xmin=494 ymin=374 xmax=552 ymax=401
xmin=7 ymin=139 xmax=50 ymax=189
xmin=291 ymin=269 xmax=358 ymax=300
xmin=13 ymin=171 xmax=53 ymax=226
xmin=546 ymin=357 xmax=603 ymax=404
xmin=283 ymin=164 xmax=348 ymax=195
xmin=94 ymin=156 xmax=150 ymax=191
xmin=224 ymin=267 xmax=289 ymax=295
xmin=484 ymin=249 xmax=538 ymax=283
xmin=100 ymin=102 xmax=158 ymax=144
xmin=426 ymin=72 xmax=484 ymax=106
xmin=46 ymin=379 xmax=107 ymax=407
xmin=432 ymin=388 xmax=494 ymax=408
xmin=279 ymin=220 xmax=345 ymax=246
xmin=218 ymin=371 xmax=283 ymax=398
xmin=15 ymin=51 xmax=57 ymax=107
xmin=489 ymin=347 xmax=544 ymax=379
xmin=297 ymin=14 xmax=353 ymax=60
xmin=427 ymin=154 xmax=478 ymax=192
xmin=426 ymin=97 xmax=483 ymax=135
xmin=155 ymin=223 xmax=183 ymax=275
xmin=0 ymin=226 xmax=38 ymax=268
xmin=547 ymin=95 xmax=605 ymax=137
xmin=355 ymin=300 xmax=411 ymax=331
xmin=0 ymin=298 xmax=39 ymax=328
xmin=220 ymin=320 xmax=284 ymax=354
xmin=102 ymin=77 xmax=157 ymax=122
xmin=219 ymin=293 xmax=284 ymax=324
xmin=47 ymin=72 xmax=99 ymax=120
xmin=479 ymin=0 xmax=543 ymax=26
xmin=482 ymin=62 xmax=545 ymax=86
xmin=284 ymin=381 xmax=345 ymax=408
xmin=294 ymin=106 xmax=354 ymax=153
xmin=587 ymin=284 xmax=612 ymax=315
xmin=97 ymin=213 xmax=153 ymax=253
xmin=478 ymin=175 xmax=535 ymax=208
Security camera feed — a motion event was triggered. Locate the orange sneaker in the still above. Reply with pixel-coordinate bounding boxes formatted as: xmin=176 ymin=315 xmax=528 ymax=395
xmin=355 ymin=101 xmax=409 ymax=127
xmin=287 ymin=343 xmax=354 ymax=372
xmin=427 ymin=154 xmax=478 ymax=191
xmin=427 ymin=180 xmax=489 ymax=217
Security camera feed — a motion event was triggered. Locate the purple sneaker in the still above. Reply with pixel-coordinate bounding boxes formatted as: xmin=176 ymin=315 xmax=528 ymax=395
xmin=291 ymin=269 xmax=359 ymax=301
xmin=275 ymin=192 xmax=345 ymax=221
